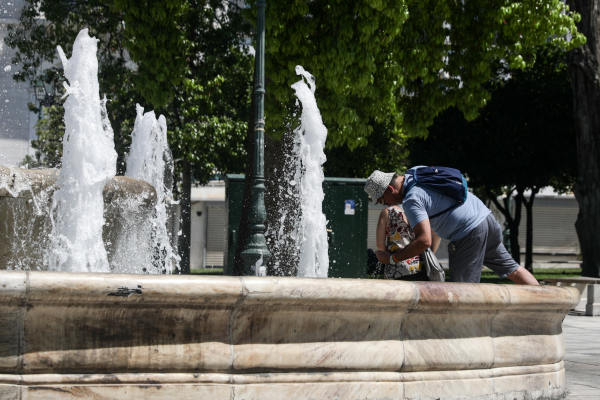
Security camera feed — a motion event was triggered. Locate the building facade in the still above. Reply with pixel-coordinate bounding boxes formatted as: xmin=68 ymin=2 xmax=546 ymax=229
xmin=0 ymin=0 xmax=38 ymax=166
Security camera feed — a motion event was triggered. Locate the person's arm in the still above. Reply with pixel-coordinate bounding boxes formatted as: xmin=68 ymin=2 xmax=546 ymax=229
xmin=507 ymin=266 xmax=539 ymax=285
xmin=375 ymin=218 xmax=432 ymax=264
xmin=375 ymin=208 xmax=389 ymax=252
xmin=401 ymin=209 xmax=440 ymax=253
xmin=431 ymin=231 xmax=441 ymax=253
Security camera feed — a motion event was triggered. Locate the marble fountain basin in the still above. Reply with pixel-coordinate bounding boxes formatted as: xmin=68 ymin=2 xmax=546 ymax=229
xmin=0 ymin=270 xmax=579 ymax=399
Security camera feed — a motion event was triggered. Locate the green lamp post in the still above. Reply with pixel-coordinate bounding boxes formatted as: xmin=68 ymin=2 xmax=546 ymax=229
xmin=241 ymin=0 xmax=272 ymax=275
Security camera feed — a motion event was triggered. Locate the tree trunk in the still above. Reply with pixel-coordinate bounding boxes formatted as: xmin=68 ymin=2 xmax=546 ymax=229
xmin=522 ymin=187 xmax=539 ymax=273
xmin=177 ymin=161 xmax=192 ymax=274
xmin=511 ymin=189 xmax=524 ymax=266
xmin=567 ymin=0 xmax=600 ymax=278
xmin=501 ymin=195 xmax=513 ymax=258
xmin=488 ymin=188 xmax=521 ymax=265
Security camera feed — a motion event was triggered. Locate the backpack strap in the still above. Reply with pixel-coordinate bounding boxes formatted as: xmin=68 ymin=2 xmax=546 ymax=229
xmin=403 ymin=171 xmax=417 ymax=197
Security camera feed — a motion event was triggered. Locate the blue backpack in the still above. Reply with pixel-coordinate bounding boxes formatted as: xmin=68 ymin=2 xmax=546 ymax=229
xmin=403 ymin=166 xmax=468 ymax=219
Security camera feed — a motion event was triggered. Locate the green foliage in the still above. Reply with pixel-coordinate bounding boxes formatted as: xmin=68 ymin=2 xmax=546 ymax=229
xmin=160 ymin=0 xmax=253 ymax=184
xmin=109 ymin=0 xmax=189 ymax=108
xmin=107 ymin=0 xmax=253 ymax=185
xmin=410 ymin=44 xmax=577 ymax=195
xmin=174 ymin=0 xmax=254 ymax=120
xmin=26 ymin=104 xmax=66 ymax=168
xmin=170 ymin=115 xmax=248 ymax=183
xmin=7 ymin=0 xmax=584 ymax=185
xmin=324 ymin=121 xmax=410 ymax=178
xmin=256 ymin=0 xmax=585 ymax=152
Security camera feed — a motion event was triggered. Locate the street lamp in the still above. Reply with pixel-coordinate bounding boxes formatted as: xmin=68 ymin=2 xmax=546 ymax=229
xmin=33 ymin=78 xmax=64 ymax=107
xmin=240 ymin=0 xmax=272 ymax=276
xmin=33 ymin=80 xmax=48 ymax=103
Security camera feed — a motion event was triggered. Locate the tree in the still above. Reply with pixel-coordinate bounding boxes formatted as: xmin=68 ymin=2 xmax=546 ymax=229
xmin=22 ymin=104 xmax=65 ymax=168
xmin=565 ymin=1 xmax=600 ymax=278
xmin=323 ymin=121 xmax=410 ymax=178
xmin=109 ymin=0 xmax=188 ymax=109
xmin=409 ymin=44 xmax=578 ymax=271
xmin=261 ymin=0 xmax=584 ymax=146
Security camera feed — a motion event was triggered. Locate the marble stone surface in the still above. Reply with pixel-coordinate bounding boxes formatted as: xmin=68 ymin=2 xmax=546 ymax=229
xmin=0 ymin=366 xmax=567 ymax=399
xmin=586 ymin=284 xmax=600 ymax=316
xmin=0 ymin=165 xmax=157 ymax=203
xmin=0 ymin=166 xmax=157 ymax=270
xmin=0 ymin=271 xmax=580 ymax=399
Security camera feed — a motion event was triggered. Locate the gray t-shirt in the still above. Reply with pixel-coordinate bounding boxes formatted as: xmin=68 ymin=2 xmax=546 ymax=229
xmin=402 ymin=167 xmax=490 ymax=242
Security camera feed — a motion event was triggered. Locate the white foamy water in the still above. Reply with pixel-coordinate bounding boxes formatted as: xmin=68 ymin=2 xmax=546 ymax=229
xmin=111 ymin=104 xmax=178 ymax=273
xmin=291 ymin=66 xmax=329 ymax=278
xmin=46 ymin=29 xmax=117 ymax=272
xmin=264 ymin=135 xmax=303 ymax=276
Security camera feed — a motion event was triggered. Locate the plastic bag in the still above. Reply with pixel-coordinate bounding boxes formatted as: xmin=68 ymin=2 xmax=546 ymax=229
xmin=422 ymin=248 xmax=445 ymax=282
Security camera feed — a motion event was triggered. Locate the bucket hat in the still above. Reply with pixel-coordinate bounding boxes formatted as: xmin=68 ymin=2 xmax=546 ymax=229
xmin=364 ymin=170 xmax=395 ymax=203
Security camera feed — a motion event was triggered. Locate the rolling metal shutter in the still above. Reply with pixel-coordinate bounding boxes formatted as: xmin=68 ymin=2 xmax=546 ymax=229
xmin=366 ymin=196 xmax=579 ymax=258
xmin=367 ymin=203 xmax=388 ymax=250
xmin=206 ymin=205 xmax=226 ymax=267
xmin=367 ymin=208 xmax=380 ymax=250
xmin=516 ymin=197 xmax=579 ymax=254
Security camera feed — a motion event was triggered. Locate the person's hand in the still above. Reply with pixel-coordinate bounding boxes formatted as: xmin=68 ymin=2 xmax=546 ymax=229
xmin=376 ymin=250 xmax=391 ymax=264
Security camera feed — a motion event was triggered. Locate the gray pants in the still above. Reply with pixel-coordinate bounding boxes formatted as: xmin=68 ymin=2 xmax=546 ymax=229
xmin=448 ymin=214 xmax=519 ymax=283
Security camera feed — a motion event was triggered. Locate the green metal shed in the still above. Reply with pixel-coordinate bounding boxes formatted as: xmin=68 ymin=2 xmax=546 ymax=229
xmin=224 ymin=175 xmax=368 ymax=278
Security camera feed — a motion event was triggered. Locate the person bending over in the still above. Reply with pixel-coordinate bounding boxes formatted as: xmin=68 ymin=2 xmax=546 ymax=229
xmin=365 ymin=168 xmax=538 ymax=285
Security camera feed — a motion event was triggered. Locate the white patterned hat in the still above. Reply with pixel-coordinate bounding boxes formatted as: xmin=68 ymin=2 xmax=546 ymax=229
xmin=364 ymin=170 xmax=395 ymax=202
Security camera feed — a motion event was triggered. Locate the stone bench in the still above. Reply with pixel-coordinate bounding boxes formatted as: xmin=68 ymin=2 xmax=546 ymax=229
xmin=543 ymin=277 xmax=600 ymax=316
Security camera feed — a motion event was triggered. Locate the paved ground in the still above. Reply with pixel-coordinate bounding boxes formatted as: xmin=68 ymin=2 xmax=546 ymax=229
xmin=563 ymin=312 xmax=600 ymax=399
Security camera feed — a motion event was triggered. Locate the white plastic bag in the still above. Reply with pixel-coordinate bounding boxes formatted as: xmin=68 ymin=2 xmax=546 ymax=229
xmin=422 ymin=248 xmax=445 ymax=282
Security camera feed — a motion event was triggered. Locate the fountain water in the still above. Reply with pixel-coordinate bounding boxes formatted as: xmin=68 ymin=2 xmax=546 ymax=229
xmin=47 ymin=29 xmax=118 ymax=272
xmin=0 ymin=165 xmax=158 ymax=271
xmin=110 ymin=104 xmax=178 ymax=274
xmin=291 ymin=66 xmax=329 ymax=278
